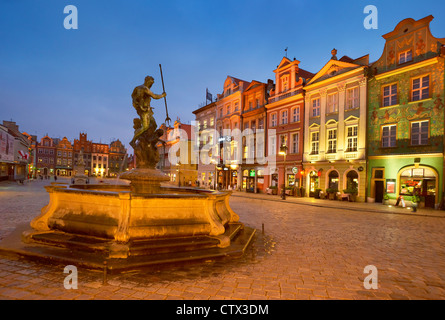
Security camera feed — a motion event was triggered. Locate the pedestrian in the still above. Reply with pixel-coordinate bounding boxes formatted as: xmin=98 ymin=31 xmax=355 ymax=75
xmin=54 ymin=175 xmax=57 ymax=181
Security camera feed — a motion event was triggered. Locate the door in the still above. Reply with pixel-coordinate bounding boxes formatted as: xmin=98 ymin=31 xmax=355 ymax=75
xmin=246 ymin=177 xmax=255 ymax=193
xmin=375 ymin=181 xmax=384 ymax=203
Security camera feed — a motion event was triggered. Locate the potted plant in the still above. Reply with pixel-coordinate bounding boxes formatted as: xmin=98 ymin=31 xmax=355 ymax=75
xmin=314 ymin=188 xmax=322 ymax=199
xmin=285 ymin=186 xmax=294 ymax=196
xmin=411 ymin=195 xmax=420 ymax=212
xmin=326 ymin=188 xmax=339 ymax=200
xmin=343 ymin=187 xmax=358 ymax=202
xmin=383 ymin=193 xmax=390 ymax=205
xmin=267 ymin=185 xmax=278 ymax=195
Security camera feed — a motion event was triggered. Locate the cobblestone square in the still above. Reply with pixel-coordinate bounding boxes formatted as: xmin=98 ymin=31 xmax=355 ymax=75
xmin=1 ymin=178 xmax=445 ymax=300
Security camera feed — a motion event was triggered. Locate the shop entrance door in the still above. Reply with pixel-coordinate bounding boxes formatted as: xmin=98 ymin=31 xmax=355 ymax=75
xmin=246 ymin=177 xmax=255 ymax=193
xmin=374 ymin=181 xmax=384 ymax=203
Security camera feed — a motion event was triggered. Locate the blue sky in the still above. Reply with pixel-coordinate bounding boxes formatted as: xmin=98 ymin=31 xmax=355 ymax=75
xmin=1 ymin=0 xmax=444 ymax=151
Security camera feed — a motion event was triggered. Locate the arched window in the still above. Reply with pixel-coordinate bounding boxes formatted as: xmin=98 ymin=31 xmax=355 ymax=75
xmin=346 ymin=170 xmax=358 ymax=191
xmin=328 ymin=170 xmax=339 ymax=190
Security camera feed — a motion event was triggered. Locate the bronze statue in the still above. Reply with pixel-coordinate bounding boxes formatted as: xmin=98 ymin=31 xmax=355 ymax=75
xmin=130 ymin=75 xmax=166 ymax=168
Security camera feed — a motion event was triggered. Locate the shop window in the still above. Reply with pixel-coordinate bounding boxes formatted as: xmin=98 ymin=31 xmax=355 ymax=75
xmin=328 ymin=170 xmax=339 ymax=190
xmin=400 ymin=167 xmax=436 ymax=197
xmin=346 ymin=170 xmax=358 ymax=190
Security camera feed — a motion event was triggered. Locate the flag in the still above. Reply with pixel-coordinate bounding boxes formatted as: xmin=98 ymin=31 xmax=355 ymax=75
xmin=206 ymin=88 xmax=212 ymax=103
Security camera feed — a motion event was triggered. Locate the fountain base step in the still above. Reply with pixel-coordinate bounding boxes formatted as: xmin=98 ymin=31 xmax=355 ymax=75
xmin=0 ymin=223 xmax=256 ymax=273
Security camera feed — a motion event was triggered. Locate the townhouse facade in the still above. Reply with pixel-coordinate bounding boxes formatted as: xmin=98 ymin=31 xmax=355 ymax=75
xmin=109 ymin=139 xmax=128 ymax=177
xmin=215 ymin=76 xmax=250 ymax=190
xmin=303 ymin=50 xmax=369 ymax=201
xmin=192 ymin=101 xmax=217 ymax=189
xmin=366 ymin=15 xmax=445 ymax=208
xmin=55 ymin=137 xmax=74 ymax=176
xmin=240 ymin=79 xmax=272 ymax=193
xmin=91 ymin=142 xmax=109 ymax=177
xmin=266 ymin=57 xmax=314 ymax=196
xmin=36 ymin=135 xmax=56 ymax=177
xmin=157 ymin=120 xmax=197 ymax=187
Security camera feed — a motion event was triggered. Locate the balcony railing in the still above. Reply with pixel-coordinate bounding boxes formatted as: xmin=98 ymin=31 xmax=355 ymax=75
xmin=268 ymin=88 xmax=302 ymax=104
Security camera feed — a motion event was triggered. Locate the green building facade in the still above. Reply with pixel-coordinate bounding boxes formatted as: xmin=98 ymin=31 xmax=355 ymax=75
xmin=366 ymin=16 xmax=445 ymax=208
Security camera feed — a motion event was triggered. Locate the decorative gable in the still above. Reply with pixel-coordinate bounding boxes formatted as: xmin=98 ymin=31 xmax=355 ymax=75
xmin=371 ymin=15 xmax=445 ymax=74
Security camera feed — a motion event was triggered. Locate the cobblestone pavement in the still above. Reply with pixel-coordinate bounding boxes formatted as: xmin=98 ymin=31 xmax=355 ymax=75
xmin=1 ymin=178 xmax=445 ymax=300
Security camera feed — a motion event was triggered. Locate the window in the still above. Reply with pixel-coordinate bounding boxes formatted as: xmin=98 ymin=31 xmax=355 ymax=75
xmin=271 ymin=113 xmax=277 ymax=127
xmin=256 ymin=98 xmax=260 ymax=108
xmin=291 ymin=106 xmax=300 ymax=122
xmin=382 ymin=84 xmax=398 ymax=107
xmin=327 ymin=93 xmax=338 ymax=113
xmin=311 ymin=132 xmax=319 ymax=154
xmin=226 ymin=105 xmax=230 ymax=115
xmin=57 ymin=151 xmax=62 ymax=156
xmin=327 ymin=129 xmax=337 ymax=153
xmin=311 ymin=98 xmax=320 ymax=117
xmin=234 ymin=102 xmax=239 ymax=112
xmin=382 ymin=125 xmax=397 ymax=148
xmin=411 ymin=121 xmax=429 ymax=145
xmin=399 ymin=50 xmax=412 ymax=64
xmin=346 ymin=87 xmax=359 ymax=109
xmin=281 ymin=110 xmax=288 ymax=125
xmin=210 ymin=118 xmax=214 ymax=126
xmin=269 ymin=136 xmax=276 ymax=156
xmin=258 ymin=118 xmax=264 ymax=129
xmin=291 ymin=133 xmax=299 ymax=154
xmin=281 ymin=75 xmax=289 ymax=92
xmin=412 ymin=75 xmax=429 ymax=101
xmin=346 ymin=126 xmax=358 ymax=152
xmin=203 ymin=120 xmax=207 ymax=129
xmin=280 ymin=135 xmax=288 ymax=149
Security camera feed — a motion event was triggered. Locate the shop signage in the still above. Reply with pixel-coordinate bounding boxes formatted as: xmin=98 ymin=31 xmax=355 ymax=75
xmin=292 ymin=167 xmax=298 ymax=174
xmin=249 ymin=169 xmax=255 ymax=177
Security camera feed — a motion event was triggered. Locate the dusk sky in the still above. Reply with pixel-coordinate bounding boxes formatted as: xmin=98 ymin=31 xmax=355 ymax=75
xmin=1 ymin=0 xmax=444 ymax=152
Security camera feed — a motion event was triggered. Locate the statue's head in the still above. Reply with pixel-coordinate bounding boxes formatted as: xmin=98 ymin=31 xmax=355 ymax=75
xmin=144 ymin=76 xmax=154 ymax=87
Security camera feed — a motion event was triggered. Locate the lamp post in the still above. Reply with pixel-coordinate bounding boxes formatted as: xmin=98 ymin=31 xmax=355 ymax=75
xmin=279 ymin=144 xmax=288 ymax=200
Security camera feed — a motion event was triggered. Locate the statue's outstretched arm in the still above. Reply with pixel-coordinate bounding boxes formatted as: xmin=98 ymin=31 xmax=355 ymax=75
xmin=147 ymin=88 xmax=166 ymax=100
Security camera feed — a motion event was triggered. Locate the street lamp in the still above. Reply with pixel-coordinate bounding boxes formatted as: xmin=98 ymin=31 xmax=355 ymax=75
xmin=279 ymin=144 xmax=288 ymax=200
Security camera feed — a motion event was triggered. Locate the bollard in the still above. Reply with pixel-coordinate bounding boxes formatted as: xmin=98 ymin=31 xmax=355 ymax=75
xmin=262 ymin=223 xmax=264 ymax=234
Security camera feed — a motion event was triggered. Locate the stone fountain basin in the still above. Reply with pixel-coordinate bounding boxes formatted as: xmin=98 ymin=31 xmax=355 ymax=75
xmin=30 ymin=183 xmax=240 ymax=244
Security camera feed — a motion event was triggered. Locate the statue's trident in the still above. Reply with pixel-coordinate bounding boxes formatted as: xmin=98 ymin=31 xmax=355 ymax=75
xmin=159 ymin=64 xmax=171 ymax=126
